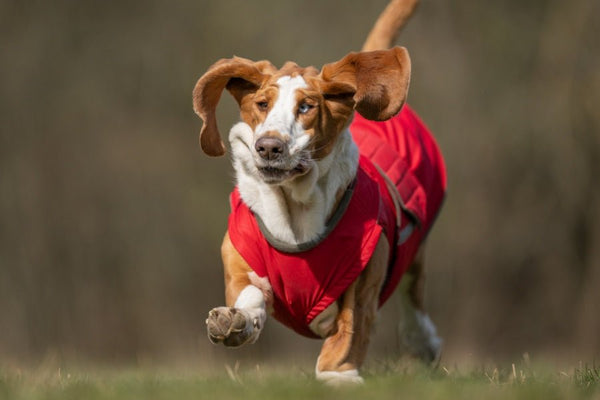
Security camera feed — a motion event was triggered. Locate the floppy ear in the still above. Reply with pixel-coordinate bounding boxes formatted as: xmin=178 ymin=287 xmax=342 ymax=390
xmin=319 ymin=46 xmax=411 ymax=121
xmin=192 ymin=57 xmax=273 ymax=156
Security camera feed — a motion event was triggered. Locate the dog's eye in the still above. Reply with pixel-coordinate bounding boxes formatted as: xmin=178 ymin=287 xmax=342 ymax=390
xmin=256 ymin=101 xmax=269 ymax=111
xmin=298 ymin=102 xmax=314 ymax=115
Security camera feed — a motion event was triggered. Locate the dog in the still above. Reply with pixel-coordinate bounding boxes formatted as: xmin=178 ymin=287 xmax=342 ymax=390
xmin=192 ymin=0 xmax=446 ymax=384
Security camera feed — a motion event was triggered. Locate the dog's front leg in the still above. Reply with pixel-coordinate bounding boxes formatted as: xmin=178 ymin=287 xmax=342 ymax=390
xmin=315 ymin=237 xmax=389 ymax=385
xmin=206 ymin=232 xmax=271 ymax=347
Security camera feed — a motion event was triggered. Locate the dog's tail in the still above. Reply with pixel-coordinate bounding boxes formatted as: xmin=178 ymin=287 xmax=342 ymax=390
xmin=362 ymin=0 xmax=419 ymax=52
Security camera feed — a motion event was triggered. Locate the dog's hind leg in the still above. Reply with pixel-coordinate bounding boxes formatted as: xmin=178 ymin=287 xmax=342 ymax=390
xmin=397 ymin=244 xmax=442 ymax=363
xmin=205 ymin=232 xmax=271 ymax=347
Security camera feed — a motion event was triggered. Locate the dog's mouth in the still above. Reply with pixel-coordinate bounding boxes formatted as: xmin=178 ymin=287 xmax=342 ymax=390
xmin=258 ymin=162 xmax=310 ymax=184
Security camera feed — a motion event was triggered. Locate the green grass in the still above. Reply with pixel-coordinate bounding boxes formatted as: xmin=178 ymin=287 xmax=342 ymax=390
xmin=0 ymin=362 xmax=598 ymax=400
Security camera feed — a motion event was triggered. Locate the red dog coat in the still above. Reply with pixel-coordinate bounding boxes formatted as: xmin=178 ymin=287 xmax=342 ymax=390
xmin=228 ymin=105 xmax=446 ymax=338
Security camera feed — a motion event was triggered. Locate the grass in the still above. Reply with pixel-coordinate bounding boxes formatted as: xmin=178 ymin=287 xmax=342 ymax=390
xmin=0 ymin=361 xmax=598 ymax=400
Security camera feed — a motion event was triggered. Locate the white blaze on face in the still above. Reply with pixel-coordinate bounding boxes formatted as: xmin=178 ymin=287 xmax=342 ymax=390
xmin=257 ymin=75 xmax=310 ymax=153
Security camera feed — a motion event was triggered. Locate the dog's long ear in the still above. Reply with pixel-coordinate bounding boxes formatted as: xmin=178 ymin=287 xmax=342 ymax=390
xmin=193 ymin=57 xmax=274 ymax=156
xmin=319 ymin=47 xmax=411 ymax=121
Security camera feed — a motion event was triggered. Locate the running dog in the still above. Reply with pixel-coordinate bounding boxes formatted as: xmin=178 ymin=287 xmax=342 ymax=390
xmin=193 ymin=0 xmax=446 ymax=384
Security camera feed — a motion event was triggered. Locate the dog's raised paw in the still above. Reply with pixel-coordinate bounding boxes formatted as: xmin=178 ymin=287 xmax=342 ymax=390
xmin=206 ymin=307 xmax=252 ymax=347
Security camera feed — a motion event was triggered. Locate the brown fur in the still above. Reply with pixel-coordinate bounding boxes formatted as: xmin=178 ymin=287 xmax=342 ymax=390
xmin=405 ymin=246 xmax=427 ymax=311
xmin=363 ymin=0 xmax=420 ymax=52
xmin=221 ymin=232 xmax=254 ymax=307
xmin=320 ymin=47 xmax=411 ymax=121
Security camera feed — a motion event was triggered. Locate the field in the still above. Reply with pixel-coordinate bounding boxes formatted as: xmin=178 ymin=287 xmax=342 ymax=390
xmin=1 ymin=361 xmax=599 ymax=400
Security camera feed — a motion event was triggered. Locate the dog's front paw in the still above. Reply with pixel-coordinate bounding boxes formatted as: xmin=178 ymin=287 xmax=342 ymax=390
xmin=316 ymin=369 xmax=364 ymax=386
xmin=206 ymin=307 xmax=259 ymax=347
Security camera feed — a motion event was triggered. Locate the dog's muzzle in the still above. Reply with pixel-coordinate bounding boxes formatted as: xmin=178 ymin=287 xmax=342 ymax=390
xmin=253 ymin=136 xmax=310 ymax=184
xmin=255 ymin=136 xmax=287 ymax=161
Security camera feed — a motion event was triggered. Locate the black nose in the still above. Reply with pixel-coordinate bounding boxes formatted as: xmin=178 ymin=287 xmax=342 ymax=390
xmin=255 ymin=136 xmax=286 ymax=160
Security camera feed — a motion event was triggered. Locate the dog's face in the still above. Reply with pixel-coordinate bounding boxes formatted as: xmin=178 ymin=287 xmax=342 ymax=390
xmin=227 ymin=65 xmax=355 ymax=184
xmin=193 ymin=47 xmax=411 ymax=185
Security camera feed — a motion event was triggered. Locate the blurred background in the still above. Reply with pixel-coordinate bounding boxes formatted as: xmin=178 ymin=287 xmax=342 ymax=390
xmin=1 ymin=0 xmax=599 ymax=368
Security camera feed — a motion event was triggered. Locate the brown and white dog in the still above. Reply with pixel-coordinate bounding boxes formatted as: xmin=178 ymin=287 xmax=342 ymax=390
xmin=192 ymin=0 xmax=442 ymax=384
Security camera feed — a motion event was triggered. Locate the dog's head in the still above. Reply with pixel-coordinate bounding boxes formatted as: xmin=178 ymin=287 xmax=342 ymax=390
xmin=193 ymin=47 xmax=411 ymax=184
